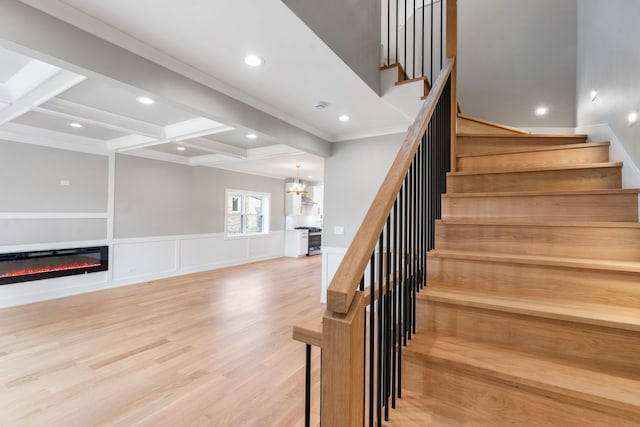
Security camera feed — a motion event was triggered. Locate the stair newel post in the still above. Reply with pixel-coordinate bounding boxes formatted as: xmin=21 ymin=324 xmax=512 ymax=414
xmin=322 ymin=292 xmax=365 ymax=426
xmin=446 ymin=0 xmax=458 ymax=172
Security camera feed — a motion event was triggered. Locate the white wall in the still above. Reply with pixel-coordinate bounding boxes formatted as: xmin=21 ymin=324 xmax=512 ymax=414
xmin=576 ymin=0 xmax=640 ymax=169
xmin=282 ymin=0 xmax=381 ymax=94
xmin=458 ymin=0 xmax=578 ymax=127
xmin=321 ymin=132 xmax=405 ymax=301
xmin=0 ymin=145 xmax=285 ymax=308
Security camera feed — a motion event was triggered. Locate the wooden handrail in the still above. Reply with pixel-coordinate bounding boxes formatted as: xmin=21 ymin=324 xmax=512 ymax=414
xmin=326 ymin=57 xmax=455 ymax=315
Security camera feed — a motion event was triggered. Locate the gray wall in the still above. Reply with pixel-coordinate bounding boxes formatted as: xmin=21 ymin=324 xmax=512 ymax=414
xmin=324 ymin=132 xmax=405 ymax=248
xmin=576 ymin=0 xmax=640 ymax=165
xmin=114 ymin=154 xmax=285 ymax=238
xmin=458 ymin=0 xmax=578 ymax=127
xmin=0 ymin=140 xmax=107 ymax=212
xmin=282 ymin=0 xmax=381 ymax=94
xmin=0 ymin=140 xmax=108 ymax=245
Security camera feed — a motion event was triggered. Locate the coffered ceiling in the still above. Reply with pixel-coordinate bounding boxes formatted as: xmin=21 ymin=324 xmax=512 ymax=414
xmin=0 ymin=0 xmax=418 ymax=183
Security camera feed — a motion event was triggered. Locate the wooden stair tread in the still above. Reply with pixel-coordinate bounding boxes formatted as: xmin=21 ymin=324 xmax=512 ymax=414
xmin=292 ymin=318 xmax=322 ymax=347
xmin=442 ymin=188 xmax=640 ymax=198
xmin=396 ymin=76 xmax=428 ymax=86
xmin=435 ymin=218 xmax=640 ymax=228
xmin=420 ymin=288 xmax=640 ymax=332
xmin=448 ymin=161 xmax=622 ymax=176
xmin=405 ymin=335 xmax=640 ymax=415
xmin=457 ymin=113 xmax=530 ymax=135
xmin=428 ymin=249 xmax=640 ymax=273
xmin=458 ymin=133 xmax=588 ymax=139
xmin=456 ymin=141 xmax=609 ymax=158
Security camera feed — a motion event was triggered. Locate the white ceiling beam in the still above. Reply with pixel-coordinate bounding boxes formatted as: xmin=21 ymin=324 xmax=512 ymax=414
xmin=189 ymin=153 xmax=242 ymax=165
xmin=165 ymin=117 xmax=233 ymax=140
xmin=183 ymin=137 xmax=247 ymax=158
xmin=0 ymin=69 xmax=85 ymax=126
xmin=5 ymin=58 xmax=61 ymax=100
xmin=245 ymin=144 xmax=303 ymax=159
xmin=189 ymin=144 xmax=301 ymax=165
xmin=0 ymin=121 xmax=108 ymax=155
xmin=36 ymin=97 xmax=165 ymax=139
xmin=107 ymin=134 xmax=166 ymax=152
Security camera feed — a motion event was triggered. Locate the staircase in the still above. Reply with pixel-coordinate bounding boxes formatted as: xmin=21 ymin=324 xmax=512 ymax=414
xmin=400 ymin=129 xmax=640 ymax=426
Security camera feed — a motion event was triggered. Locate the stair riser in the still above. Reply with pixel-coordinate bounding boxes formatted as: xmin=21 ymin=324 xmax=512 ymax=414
xmin=434 ymin=223 xmax=640 ymax=262
xmin=458 ymin=136 xmax=587 ymax=156
xmin=402 ymin=357 xmax=640 ymax=427
xmin=427 ymin=257 xmax=640 ymax=308
xmin=447 ymin=167 xmax=621 ymax=193
xmin=418 ymin=300 xmax=640 ymax=373
xmin=442 ymin=193 xmax=639 ymax=221
xmin=457 ymin=144 xmax=610 ymax=172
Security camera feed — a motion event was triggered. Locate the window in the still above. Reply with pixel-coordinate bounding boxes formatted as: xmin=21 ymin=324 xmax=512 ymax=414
xmin=225 ymin=190 xmax=270 ymax=236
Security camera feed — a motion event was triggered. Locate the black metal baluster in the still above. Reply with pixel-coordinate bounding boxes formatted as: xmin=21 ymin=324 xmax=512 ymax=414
xmin=377 ymin=232 xmax=384 ymax=427
xmin=430 ymin=0 xmax=434 ymax=83
xmin=305 ymin=344 xmax=311 ymax=427
xmin=422 ymin=0 xmax=425 ymax=77
xmin=398 ymin=184 xmax=404 ymax=397
xmin=440 ymin=0 xmax=444 ymax=70
xmin=403 ymin=174 xmax=409 ymax=347
xmin=387 ymin=0 xmax=390 ymax=66
xmin=412 ymin=0 xmax=416 ymax=78
xmin=361 ymin=274 xmax=366 ymax=425
xmin=412 ymin=156 xmax=418 ymax=335
xmin=396 ymin=0 xmax=399 ymax=65
xmin=369 ymin=252 xmax=375 ymax=427
xmin=406 ymin=163 xmax=412 ymax=342
xmin=404 ymin=0 xmax=407 ymax=75
xmin=391 ymin=198 xmax=398 ymax=408
xmin=384 ymin=215 xmax=391 ymax=421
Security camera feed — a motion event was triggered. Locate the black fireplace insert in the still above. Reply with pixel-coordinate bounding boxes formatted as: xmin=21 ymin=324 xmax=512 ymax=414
xmin=0 ymin=246 xmax=108 ymax=285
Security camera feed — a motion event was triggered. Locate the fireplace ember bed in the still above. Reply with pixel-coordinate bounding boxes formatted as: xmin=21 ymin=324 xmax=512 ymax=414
xmin=0 ymin=246 xmax=108 ymax=285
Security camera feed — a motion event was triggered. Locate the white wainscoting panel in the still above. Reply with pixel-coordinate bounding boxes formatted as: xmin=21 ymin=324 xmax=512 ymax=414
xmin=112 ymin=239 xmax=177 ymax=280
xmin=321 ymin=246 xmax=347 ymax=304
xmin=0 ymin=231 xmax=285 ymax=308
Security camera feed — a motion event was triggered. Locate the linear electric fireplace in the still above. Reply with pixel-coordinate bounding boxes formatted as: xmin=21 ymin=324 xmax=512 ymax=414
xmin=0 ymin=246 xmax=108 ymax=285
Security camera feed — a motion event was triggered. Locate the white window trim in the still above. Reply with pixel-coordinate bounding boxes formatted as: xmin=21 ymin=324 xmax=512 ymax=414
xmin=224 ymin=189 xmax=271 ymax=238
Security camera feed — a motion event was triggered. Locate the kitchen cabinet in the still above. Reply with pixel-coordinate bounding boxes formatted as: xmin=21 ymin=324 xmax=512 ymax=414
xmin=285 ymin=229 xmax=308 ymax=257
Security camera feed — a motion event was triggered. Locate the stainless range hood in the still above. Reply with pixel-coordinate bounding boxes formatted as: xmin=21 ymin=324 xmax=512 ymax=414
xmin=301 ymin=194 xmax=317 ymax=205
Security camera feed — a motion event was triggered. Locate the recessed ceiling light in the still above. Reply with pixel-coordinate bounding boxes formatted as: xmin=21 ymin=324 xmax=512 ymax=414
xmin=244 ymin=54 xmax=265 ymax=67
xmin=69 ymin=122 xmax=83 ymax=128
xmin=534 ymin=106 xmax=548 ymax=117
xmin=628 ymin=111 xmax=639 ymax=126
xmin=308 ymin=175 xmax=313 ymax=179
xmin=590 ymin=90 xmax=598 ymax=102
xmin=176 ymin=146 xmax=186 ymax=151
xmin=137 ymin=96 xmax=155 ymax=105
xmin=246 ymin=133 xmax=257 ymax=139
xmin=339 ymin=114 xmax=351 ymax=122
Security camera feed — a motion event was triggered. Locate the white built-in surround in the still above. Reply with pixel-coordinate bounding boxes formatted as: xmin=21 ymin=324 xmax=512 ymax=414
xmin=0 ymin=150 xmax=285 ymax=309
xmin=0 ymin=232 xmax=284 ymax=309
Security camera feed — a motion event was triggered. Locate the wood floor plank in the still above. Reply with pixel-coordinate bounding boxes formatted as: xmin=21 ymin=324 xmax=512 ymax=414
xmin=0 ymin=256 xmax=324 ymax=426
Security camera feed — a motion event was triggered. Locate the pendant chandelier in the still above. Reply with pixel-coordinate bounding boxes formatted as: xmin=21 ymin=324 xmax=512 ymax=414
xmin=287 ymin=165 xmax=308 ymax=195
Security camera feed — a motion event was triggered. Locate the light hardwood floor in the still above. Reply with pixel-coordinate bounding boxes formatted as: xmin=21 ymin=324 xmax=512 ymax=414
xmin=0 ymin=256 xmax=324 ymax=426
